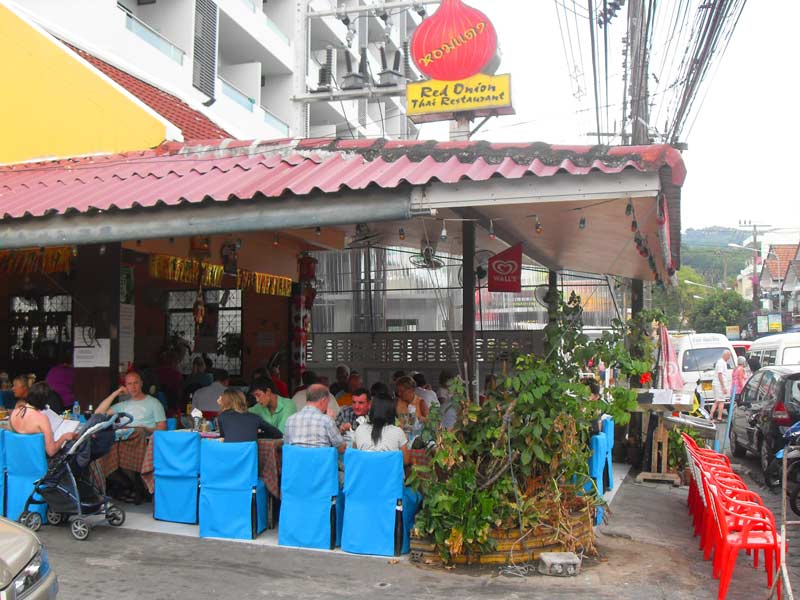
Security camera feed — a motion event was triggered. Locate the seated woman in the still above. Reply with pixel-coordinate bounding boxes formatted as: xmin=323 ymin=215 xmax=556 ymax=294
xmin=216 ymin=388 xmax=282 ymax=443
xmin=394 ymin=376 xmax=428 ymax=424
xmin=9 ymin=382 xmax=78 ymax=456
xmin=353 ymin=392 xmax=409 ymax=463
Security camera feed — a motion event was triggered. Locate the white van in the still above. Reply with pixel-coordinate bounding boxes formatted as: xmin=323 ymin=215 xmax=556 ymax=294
xmin=747 ymin=332 xmax=800 ymax=369
xmin=672 ymin=333 xmax=737 ymax=403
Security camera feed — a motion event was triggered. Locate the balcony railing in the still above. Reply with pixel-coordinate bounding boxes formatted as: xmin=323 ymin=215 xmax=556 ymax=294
xmin=220 ymin=78 xmax=255 ymax=112
xmin=261 ymin=106 xmax=290 ymax=137
xmin=119 ymin=5 xmax=185 ymax=65
xmin=235 ymin=0 xmax=290 ymax=46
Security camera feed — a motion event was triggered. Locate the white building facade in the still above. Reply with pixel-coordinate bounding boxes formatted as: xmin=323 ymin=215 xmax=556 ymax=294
xmin=11 ymin=0 xmax=424 ymax=140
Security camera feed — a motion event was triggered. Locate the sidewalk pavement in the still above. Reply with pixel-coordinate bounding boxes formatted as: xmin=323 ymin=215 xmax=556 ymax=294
xmin=36 ymin=466 xmax=783 ymax=600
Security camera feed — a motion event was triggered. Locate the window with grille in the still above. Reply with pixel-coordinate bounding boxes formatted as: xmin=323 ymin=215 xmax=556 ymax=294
xmin=166 ymin=289 xmax=242 ymax=375
xmin=192 ymin=0 xmax=218 ymax=98
xmin=9 ymin=295 xmax=72 ymax=361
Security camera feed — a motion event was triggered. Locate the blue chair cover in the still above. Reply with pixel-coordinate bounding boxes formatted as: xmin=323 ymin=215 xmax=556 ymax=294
xmin=0 ymin=429 xmax=5 ymax=517
xmin=341 ymin=449 xmax=404 ymax=556
xmin=5 ymin=432 xmax=48 ymax=521
xmin=602 ymin=418 xmax=614 ymax=491
xmin=402 ymin=486 xmax=422 ymax=554
xmin=199 ymin=440 xmax=267 ymax=539
xmin=278 ymin=445 xmax=339 ymax=550
xmin=166 ymin=418 xmax=177 ymax=431
xmin=153 ymin=431 xmax=200 ymax=524
xmin=588 ymin=434 xmax=606 ymax=525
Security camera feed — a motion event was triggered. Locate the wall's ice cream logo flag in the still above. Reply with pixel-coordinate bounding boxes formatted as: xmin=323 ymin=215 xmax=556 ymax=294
xmin=488 ymin=244 xmax=522 ymax=293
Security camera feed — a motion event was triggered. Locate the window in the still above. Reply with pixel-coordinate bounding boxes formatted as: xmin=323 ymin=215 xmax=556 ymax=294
xmin=782 ymin=346 xmax=800 ymax=365
xmin=386 ymin=319 xmax=418 ymax=332
xmin=757 ymin=371 xmax=776 ymax=405
xmin=681 ymin=347 xmax=729 ymax=372
xmin=192 ymin=0 xmax=218 ymax=98
xmin=9 ymin=295 xmax=72 ymax=361
xmin=762 ymin=350 xmax=777 ymax=367
xmin=166 ymin=289 xmax=241 ymax=375
xmin=742 ymin=373 xmax=762 ymax=405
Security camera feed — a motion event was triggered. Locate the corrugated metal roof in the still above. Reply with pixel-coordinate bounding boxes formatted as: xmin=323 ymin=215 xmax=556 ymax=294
xmin=0 ymin=139 xmax=686 ymax=220
xmin=67 ymin=45 xmax=231 ymax=141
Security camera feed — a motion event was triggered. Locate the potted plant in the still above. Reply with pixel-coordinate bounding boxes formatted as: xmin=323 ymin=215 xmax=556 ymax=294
xmin=408 ymin=292 xmax=650 ymax=565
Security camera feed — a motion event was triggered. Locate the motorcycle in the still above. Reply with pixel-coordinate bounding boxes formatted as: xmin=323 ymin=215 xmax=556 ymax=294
xmin=763 ymin=422 xmax=800 ymax=517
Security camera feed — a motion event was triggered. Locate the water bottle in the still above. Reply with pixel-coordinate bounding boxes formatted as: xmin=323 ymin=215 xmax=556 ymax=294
xmin=72 ymin=400 xmax=81 ymax=420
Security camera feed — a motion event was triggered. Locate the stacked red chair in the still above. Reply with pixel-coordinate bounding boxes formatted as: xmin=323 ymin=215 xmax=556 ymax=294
xmin=681 ymin=432 xmax=784 ymax=600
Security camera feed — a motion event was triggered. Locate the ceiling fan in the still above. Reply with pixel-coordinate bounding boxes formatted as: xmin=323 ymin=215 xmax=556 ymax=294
xmin=458 ymin=249 xmax=495 ymax=287
xmin=409 ymin=236 xmax=445 ymax=270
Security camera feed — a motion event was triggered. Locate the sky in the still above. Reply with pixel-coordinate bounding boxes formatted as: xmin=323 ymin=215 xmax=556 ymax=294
xmin=419 ymin=0 xmax=800 ymax=232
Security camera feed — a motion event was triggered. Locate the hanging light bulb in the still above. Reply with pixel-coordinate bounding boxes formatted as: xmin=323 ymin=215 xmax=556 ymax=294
xmin=315 ymin=226 xmax=321 ymax=236
xmin=71 ymin=245 xmax=78 ymax=257
xmin=398 ymin=227 xmax=406 ymax=241
xmin=273 ymin=233 xmax=279 ymax=247
xmin=625 ymin=201 xmax=633 ymax=216
xmin=488 ymin=220 xmax=496 ymax=241
xmin=440 ymin=220 xmax=448 ymax=242
xmin=579 ymin=216 xmax=586 ymax=230
xmin=630 ymin=219 xmax=638 ymax=232
xmin=533 ymin=215 xmax=543 ymax=235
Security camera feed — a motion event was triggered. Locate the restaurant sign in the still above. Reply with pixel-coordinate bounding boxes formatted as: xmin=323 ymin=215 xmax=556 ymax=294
xmin=407 ymin=74 xmax=512 ymax=123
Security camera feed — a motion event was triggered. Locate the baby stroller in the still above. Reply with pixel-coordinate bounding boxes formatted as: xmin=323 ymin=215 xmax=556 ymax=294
xmin=18 ymin=412 xmax=133 ymax=540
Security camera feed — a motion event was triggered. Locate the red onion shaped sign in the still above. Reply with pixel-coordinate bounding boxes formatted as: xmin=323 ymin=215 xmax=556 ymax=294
xmin=410 ymin=0 xmax=498 ymax=81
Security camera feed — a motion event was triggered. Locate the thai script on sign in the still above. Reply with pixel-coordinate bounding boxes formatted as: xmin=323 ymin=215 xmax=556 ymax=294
xmin=417 ymin=22 xmax=487 ymax=67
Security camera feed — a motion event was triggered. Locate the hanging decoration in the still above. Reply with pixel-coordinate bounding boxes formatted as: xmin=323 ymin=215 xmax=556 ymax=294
xmin=410 ymin=0 xmax=497 ymax=81
xmin=0 ymin=247 xmax=72 ymax=275
xmin=148 ymin=254 xmax=292 ymax=297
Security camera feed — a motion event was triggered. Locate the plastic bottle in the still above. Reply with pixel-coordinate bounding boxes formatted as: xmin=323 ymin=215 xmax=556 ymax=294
xmin=72 ymin=400 xmax=81 ymax=420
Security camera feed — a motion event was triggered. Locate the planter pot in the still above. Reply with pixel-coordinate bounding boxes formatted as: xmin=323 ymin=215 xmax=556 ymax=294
xmin=410 ymin=509 xmax=595 ymax=566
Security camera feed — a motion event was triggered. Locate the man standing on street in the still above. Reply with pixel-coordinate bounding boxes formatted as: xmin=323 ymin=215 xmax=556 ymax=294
xmin=249 ymin=378 xmax=296 ymax=433
xmin=711 ymin=350 xmax=732 ymax=422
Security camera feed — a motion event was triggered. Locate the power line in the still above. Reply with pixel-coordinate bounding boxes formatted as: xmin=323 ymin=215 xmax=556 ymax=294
xmin=587 ymin=0 xmax=603 ymax=145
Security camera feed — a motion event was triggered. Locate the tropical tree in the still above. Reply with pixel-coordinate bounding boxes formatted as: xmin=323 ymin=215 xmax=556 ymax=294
xmin=651 ymin=266 xmax=706 ymax=329
xmin=688 ymin=289 xmax=751 ymax=334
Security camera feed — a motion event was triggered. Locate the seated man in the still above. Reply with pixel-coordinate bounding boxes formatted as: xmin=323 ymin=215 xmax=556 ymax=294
xmin=96 ymin=371 xmax=166 ymax=432
xmin=96 ymin=370 xmax=166 ymax=503
xmin=336 ymin=373 xmax=363 ymax=408
xmin=248 ymin=378 xmax=296 ymax=433
xmin=335 ymin=387 xmax=371 ymax=434
xmin=191 ymin=369 xmax=230 ymax=415
xmin=284 ymin=384 xmax=345 ymax=453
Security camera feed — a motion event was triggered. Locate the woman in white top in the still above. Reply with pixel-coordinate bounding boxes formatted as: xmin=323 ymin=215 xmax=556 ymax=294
xmin=353 ymin=392 xmax=409 ymax=463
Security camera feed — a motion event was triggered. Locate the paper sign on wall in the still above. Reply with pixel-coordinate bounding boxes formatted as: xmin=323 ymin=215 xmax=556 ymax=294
xmin=73 ymin=327 xmax=110 ymax=368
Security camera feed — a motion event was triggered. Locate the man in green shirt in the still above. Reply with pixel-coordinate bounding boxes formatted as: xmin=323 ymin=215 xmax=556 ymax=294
xmin=248 ymin=377 xmax=296 ymax=433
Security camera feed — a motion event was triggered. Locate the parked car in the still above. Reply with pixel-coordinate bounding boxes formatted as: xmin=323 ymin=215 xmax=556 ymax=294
xmin=0 ymin=515 xmax=58 ymax=599
xmin=729 ymin=366 xmax=800 ymax=474
xmin=673 ymin=333 xmax=737 ymax=405
xmin=747 ymin=332 xmax=800 ymax=369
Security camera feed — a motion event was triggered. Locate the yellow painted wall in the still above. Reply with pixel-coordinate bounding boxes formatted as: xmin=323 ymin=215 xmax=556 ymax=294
xmin=0 ymin=3 xmax=169 ymax=164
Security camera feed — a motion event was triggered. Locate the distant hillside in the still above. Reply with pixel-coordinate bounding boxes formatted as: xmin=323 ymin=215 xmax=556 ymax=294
xmin=681 ymin=226 xmax=749 ymax=248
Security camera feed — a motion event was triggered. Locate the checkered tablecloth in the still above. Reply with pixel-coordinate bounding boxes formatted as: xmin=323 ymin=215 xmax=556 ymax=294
xmin=407 ymin=448 xmax=430 ymax=467
xmin=90 ymin=429 xmax=152 ymax=491
xmin=137 ymin=437 xmax=283 ymax=497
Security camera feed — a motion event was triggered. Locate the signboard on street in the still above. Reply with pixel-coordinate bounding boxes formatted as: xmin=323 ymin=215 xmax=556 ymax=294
xmin=768 ymin=313 xmax=783 ymax=333
xmin=756 ymin=315 xmax=769 ymax=334
xmin=406 ymin=73 xmax=513 ymax=123
xmin=725 ymin=326 xmax=740 ymax=341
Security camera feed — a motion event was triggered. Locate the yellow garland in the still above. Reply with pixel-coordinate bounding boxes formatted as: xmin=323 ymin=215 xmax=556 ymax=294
xmin=149 ymin=254 xmax=292 ymax=297
xmin=0 ymin=247 xmax=71 ymax=275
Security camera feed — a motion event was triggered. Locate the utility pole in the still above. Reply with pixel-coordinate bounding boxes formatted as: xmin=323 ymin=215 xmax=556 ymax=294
xmin=626 ymin=0 xmax=650 ymax=316
xmin=738 ymin=219 xmax=771 ymax=332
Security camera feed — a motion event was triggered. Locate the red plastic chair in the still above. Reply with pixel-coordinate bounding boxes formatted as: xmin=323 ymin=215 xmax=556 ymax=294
xmin=707 ymin=480 xmax=781 ymax=600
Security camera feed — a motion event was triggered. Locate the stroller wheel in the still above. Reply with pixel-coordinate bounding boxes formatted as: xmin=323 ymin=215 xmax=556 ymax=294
xmin=46 ymin=509 xmax=64 ymax=526
xmin=105 ymin=506 xmax=126 ymax=527
xmin=71 ymin=518 xmax=90 ymax=541
xmin=20 ymin=512 xmax=43 ymax=532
